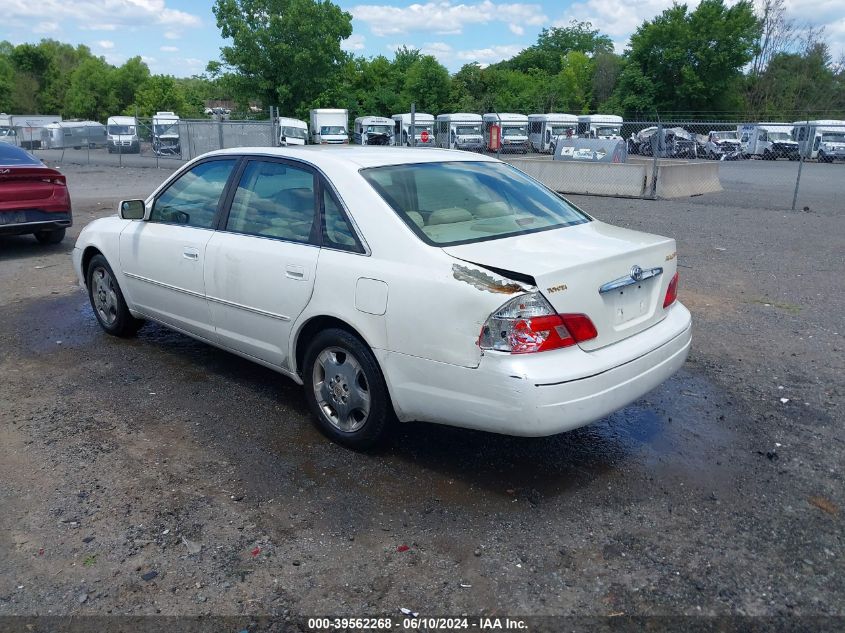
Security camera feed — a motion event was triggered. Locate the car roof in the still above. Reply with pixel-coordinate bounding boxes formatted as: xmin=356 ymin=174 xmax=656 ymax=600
xmin=204 ymin=146 xmax=500 ymax=169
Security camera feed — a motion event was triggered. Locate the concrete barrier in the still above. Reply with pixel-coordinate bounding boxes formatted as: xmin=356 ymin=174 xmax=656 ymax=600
xmin=508 ymin=158 xmax=647 ymax=197
xmin=655 ymin=161 xmax=723 ymax=198
xmin=508 ymin=156 xmax=723 ymax=199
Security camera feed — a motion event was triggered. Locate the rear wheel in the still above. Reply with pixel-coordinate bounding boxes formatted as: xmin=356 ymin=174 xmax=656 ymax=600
xmin=303 ymin=328 xmax=393 ymax=449
xmin=86 ymin=254 xmax=144 ymax=337
xmin=34 ymin=228 xmax=65 ymax=244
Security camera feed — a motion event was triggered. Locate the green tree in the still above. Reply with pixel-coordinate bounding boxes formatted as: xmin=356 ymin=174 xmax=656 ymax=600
xmin=132 ymin=75 xmax=188 ymax=117
xmin=0 ymin=48 xmax=14 ymax=112
xmin=499 ymin=21 xmax=613 ymax=75
xmin=618 ymin=0 xmax=760 ymax=113
xmin=66 ymin=57 xmax=116 ymax=120
xmin=401 ymin=55 xmax=451 ymax=114
xmin=112 ymin=57 xmax=151 ymax=112
xmin=212 ymin=0 xmax=353 ymax=114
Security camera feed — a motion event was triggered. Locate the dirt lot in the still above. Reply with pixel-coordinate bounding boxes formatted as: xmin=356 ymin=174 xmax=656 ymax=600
xmin=0 ymin=162 xmax=842 ymax=626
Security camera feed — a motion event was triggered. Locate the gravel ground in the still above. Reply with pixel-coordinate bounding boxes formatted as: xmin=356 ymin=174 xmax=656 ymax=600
xmin=0 ymin=162 xmax=842 ymax=626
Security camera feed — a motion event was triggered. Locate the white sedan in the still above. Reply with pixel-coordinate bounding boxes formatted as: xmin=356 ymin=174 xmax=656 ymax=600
xmin=72 ymin=147 xmax=691 ymax=449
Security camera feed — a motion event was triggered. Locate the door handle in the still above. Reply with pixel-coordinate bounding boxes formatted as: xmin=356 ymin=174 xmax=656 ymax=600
xmin=183 ymin=247 xmax=199 ymax=261
xmin=285 ymin=264 xmax=307 ymax=280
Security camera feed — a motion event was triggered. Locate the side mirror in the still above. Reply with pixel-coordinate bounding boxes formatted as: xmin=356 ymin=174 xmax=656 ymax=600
xmin=120 ymin=199 xmax=145 ymax=220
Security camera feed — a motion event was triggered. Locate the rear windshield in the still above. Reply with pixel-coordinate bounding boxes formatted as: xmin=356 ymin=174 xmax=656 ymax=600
xmin=361 ymin=161 xmax=590 ymax=246
xmin=0 ymin=143 xmax=42 ymax=166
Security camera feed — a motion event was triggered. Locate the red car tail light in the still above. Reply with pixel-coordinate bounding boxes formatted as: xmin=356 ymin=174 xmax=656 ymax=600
xmin=664 ymin=272 xmax=679 ymax=308
xmin=478 ymin=292 xmax=597 ymax=354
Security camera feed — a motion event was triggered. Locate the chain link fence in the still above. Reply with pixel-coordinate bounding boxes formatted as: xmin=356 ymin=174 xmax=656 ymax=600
xmin=7 ymin=115 xmax=843 ymax=211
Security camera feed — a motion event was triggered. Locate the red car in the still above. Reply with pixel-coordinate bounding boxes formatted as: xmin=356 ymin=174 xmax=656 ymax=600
xmin=0 ymin=143 xmax=72 ymax=244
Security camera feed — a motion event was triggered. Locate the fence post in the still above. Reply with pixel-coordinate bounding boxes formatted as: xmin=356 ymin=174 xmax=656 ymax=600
xmin=410 ymin=103 xmax=416 ymax=148
xmin=650 ymin=121 xmax=662 ymax=199
xmin=791 ymin=116 xmax=809 ymax=211
xmin=218 ymin=119 xmax=224 ymax=151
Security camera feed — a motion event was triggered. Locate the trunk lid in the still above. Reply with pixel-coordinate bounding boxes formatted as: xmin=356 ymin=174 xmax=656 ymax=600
xmin=442 ymin=221 xmax=677 ymax=351
xmin=0 ymin=166 xmax=62 ymax=203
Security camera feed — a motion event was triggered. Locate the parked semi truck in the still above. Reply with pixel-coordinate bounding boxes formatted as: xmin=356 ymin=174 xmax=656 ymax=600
xmin=392 ymin=113 xmax=435 ymax=146
xmin=435 ymin=113 xmax=484 ymax=151
xmin=792 ymin=120 xmax=845 ymax=163
xmin=310 ymin=109 xmax=348 ymax=145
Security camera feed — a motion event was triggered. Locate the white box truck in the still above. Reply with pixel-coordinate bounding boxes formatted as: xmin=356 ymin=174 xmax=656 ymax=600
xmin=435 ymin=113 xmax=484 ymax=151
xmin=528 ymin=113 xmax=578 ymax=153
xmin=310 ymin=109 xmax=348 ymax=145
xmin=278 ymin=116 xmax=309 ymax=146
xmin=3 ymin=114 xmax=63 ymax=149
xmin=392 ymin=113 xmax=435 ymax=146
xmin=107 ymin=115 xmax=140 ymax=154
xmin=792 ymin=120 xmax=845 ymax=162
xmin=738 ymin=123 xmax=798 ymax=160
xmin=152 ymin=111 xmax=181 ymax=156
xmin=482 ymin=113 xmax=529 ymax=153
xmin=577 ymin=114 xmax=623 ymax=140
xmin=353 ymin=116 xmax=394 ymax=145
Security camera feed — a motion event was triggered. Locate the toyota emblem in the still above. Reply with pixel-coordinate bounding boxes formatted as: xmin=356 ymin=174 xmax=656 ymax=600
xmin=630 ymin=265 xmax=644 ymax=282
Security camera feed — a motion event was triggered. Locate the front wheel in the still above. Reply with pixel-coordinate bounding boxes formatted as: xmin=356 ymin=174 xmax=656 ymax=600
xmin=303 ymin=328 xmax=393 ymax=449
xmin=34 ymin=228 xmax=65 ymax=244
xmin=86 ymin=254 xmax=144 ymax=337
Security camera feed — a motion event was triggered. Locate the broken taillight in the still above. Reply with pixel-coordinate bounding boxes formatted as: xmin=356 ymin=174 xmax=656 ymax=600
xmin=478 ymin=292 xmax=597 ymax=354
xmin=663 ymin=272 xmax=679 ymax=308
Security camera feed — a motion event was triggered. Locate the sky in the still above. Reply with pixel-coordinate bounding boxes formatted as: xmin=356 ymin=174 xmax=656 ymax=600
xmin=2 ymin=0 xmax=844 ymax=76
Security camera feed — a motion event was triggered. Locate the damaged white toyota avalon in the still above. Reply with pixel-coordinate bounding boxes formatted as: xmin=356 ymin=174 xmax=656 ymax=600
xmin=72 ymin=147 xmax=691 ymax=449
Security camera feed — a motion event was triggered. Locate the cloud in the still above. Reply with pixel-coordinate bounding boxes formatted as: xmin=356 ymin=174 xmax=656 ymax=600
xmin=408 ymin=41 xmax=527 ymax=68
xmin=4 ymin=0 xmax=201 ymax=34
xmin=160 ymin=45 xmax=179 ymax=52
xmin=509 ymin=24 xmax=525 ymax=36
xmin=33 ymin=21 xmax=60 ymax=34
xmin=352 ymin=1 xmax=547 ymax=36
xmin=163 ymin=30 xmax=181 ymax=40
xmin=97 ymin=40 xmax=115 ymax=49
xmin=341 ymin=33 xmax=367 ymax=51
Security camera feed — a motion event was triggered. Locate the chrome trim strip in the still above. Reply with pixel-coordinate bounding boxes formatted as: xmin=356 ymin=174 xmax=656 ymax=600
xmin=599 ymin=266 xmax=663 ymax=295
xmin=123 ymin=272 xmax=205 ymax=300
xmin=206 ymin=295 xmax=290 ymax=321
xmin=124 ymin=272 xmax=291 ymax=321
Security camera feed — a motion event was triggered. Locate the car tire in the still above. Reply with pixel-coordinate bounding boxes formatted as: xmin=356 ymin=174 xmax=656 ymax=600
xmin=34 ymin=228 xmax=66 ymax=244
xmin=818 ymin=151 xmax=828 ymax=163
xmin=303 ymin=328 xmax=393 ymax=450
xmin=86 ymin=254 xmax=144 ymax=337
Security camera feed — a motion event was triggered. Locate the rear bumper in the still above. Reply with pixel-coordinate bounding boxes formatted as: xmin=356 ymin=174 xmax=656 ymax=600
xmin=0 ymin=209 xmax=72 ymax=235
xmin=380 ymin=302 xmax=692 ymax=436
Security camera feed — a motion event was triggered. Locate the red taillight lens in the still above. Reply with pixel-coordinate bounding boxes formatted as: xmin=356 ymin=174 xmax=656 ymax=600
xmin=478 ymin=292 xmax=597 ymax=354
xmin=664 ymin=272 xmax=679 ymax=308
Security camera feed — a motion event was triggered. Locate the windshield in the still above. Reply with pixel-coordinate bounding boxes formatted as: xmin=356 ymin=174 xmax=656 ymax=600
xmin=550 ymin=125 xmax=575 ymax=136
xmin=153 ymin=123 xmax=178 ymax=136
xmin=767 ymin=131 xmax=792 ymax=141
xmin=455 ymin=125 xmax=481 ymax=135
xmin=596 ymin=126 xmax=620 ymax=137
xmin=320 ymin=126 xmax=346 ymax=136
xmin=282 ymin=126 xmax=308 ymax=139
xmin=502 ymin=125 xmax=528 ymax=137
xmin=365 ymin=125 xmax=392 ymax=135
xmin=414 ymin=125 xmax=433 ymax=135
xmin=0 ymin=143 xmax=42 ymax=165
xmin=821 ymin=132 xmax=845 ymax=143
xmin=108 ymin=125 xmax=136 ymax=135
xmin=713 ymin=131 xmax=737 ymax=140
xmin=361 ymin=161 xmax=590 ymax=246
